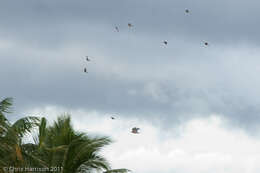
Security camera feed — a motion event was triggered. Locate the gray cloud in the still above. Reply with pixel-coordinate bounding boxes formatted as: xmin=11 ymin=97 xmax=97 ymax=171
xmin=1 ymin=0 xmax=260 ymax=134
xmin=1 ymin=0 xmax=260 ymax=44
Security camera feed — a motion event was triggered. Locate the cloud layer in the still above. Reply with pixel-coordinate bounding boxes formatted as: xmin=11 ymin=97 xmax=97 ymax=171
xmin=2 ymin=0 xmax=260 ymax=134
xmin=24 ymin=107 xmax=260 ymax=173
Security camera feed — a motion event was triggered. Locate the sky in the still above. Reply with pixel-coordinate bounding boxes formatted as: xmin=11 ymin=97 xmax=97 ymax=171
xmin=1 ymin=0 xmax=260 ymax=172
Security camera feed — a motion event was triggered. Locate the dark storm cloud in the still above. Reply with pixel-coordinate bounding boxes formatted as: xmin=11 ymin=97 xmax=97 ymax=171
xmin=1 ymin=0 xmax=260 ymax=133
xmin=1 ymin=0 xmax=260 ymax=44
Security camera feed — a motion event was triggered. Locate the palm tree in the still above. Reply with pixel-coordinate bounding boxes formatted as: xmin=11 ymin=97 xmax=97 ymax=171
xmin=29 ymin=115 xmax=130 ymax=173
xmin=0 ymin=97 xmax=40 ymax=172
xmin=0 ymin=97 xmax=130 ymax=173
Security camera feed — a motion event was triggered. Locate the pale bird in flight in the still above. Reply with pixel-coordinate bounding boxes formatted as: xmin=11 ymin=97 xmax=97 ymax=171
xmin=131 ymin=127 xmax=140 ymax=134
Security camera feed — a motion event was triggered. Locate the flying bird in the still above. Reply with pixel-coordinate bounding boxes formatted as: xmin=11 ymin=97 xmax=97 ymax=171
xmin=111 ymin=116 xmax=115 ymax=120
xmin=163 ymin=40 xmax=168 ymax=45
xmin=128 ymin=23 xmax=133 ymax=28
xmin=85 ymin=56 xmax=91 ymax=61
xmin=131 ymin=127 xmax=140 ymax=134
xmin=84 ymin=67 xmax=88 ymax=73
xmin=185 ymin=9 xmax=190 ymax=13
xmin=115 ymin=26 xmax=119 ymax=32
xmin=204 ymin=42 xmax=209 ymax=46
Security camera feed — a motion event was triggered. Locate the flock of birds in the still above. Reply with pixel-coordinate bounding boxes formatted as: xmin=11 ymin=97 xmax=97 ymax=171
xmin=83 ymin=9 xmax=209 ymax=134
xmin=83 ymin=9 xmax=209 ymax=74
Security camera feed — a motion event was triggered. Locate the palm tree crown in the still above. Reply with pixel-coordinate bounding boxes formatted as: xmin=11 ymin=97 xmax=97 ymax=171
xmin=0 ymin=98 xmax=130 ymax=173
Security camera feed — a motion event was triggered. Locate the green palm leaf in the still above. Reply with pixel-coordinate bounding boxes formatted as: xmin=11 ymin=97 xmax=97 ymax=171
xmin=104 ymin=169 xmax=131 ymax=173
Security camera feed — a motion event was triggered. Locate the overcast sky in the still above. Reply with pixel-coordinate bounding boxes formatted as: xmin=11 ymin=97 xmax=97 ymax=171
xmin=1 ymin=0 xmax=260 ymax=172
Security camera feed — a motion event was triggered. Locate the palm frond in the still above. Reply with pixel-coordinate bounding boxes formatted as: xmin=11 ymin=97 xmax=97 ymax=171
xmin=12 ymin=116 xmax=40 ymax=138
xmin=104 ymin=169 xmax=131 ymax=173
xmin=0 ymin=97 xmax=13 ymax=113
xmin=0 ymin=98 xmax=12 ymax=136
xmin=38 ymin=117 xmax=47 ymax=148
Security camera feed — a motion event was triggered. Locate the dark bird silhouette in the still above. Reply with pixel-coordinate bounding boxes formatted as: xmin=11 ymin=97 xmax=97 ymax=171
xmin=131 ymin=127 xmax=140 ymax=134
xmin=128 ymin=23 xmax=133 ymax=28
xmin=111 ymin=116 xmax=115 ymax=120
xmin=204 ymin=42 xmax=209 ymax=46
xmin=185 ymin=9 xmax=190 ymax=13
xmin=163 ymin=40 xmax=168 ymax=45
xmin=84 ymin=68 xmax=88 ymax=73
xmin=115 ymin=26 xmax=119 ymax=32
